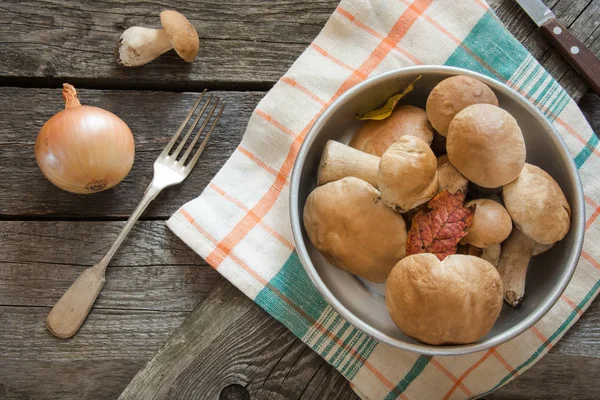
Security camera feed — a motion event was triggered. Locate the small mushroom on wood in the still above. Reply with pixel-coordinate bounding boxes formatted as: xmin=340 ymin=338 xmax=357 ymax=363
xmin=303 ymin=177 xmax=407 ymax=282
xmin=350 ymin=105 xmax=434 ymax=156
xmin=317 ymin=140 xmax=380 ymax=187
xmin=378 ymin=136 xmax=438 ymax=212
xmin=437 ymin=155 xmax=468 ymax=195
xmin=117 ymin=11 xmax=199 ymax=67
xmin=498 ymin=164 xmax=571 ymax=307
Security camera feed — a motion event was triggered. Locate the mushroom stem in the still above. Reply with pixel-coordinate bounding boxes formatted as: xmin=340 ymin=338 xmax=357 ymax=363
xmin=437 ymin=155 xmax=468 ymax=195
xmin=497 ymin=228 xmax=535 ymax=307
xmin=117 ymin=27 xmax=173 ymax=67
xmin=533 ymin=242 xmax=554 ymax=256
xmin=468 ymin=243 xmax=501 ymax=267
xmin=317 ymin=140 xmax=380 ymax=187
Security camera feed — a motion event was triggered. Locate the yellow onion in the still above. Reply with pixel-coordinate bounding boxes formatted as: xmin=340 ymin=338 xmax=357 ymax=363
xmin=35 ymin=84 xmax=135 ymax=194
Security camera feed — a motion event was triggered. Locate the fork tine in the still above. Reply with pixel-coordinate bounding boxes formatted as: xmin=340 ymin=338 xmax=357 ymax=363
xmin=160 ymin=90 xmax=207 ymax=157
xmin=170 ymin=93 xmax=213 ymax=159
xmin=185 ymin=101 xmax=226 ymax=171
xmin=178 ymin=97 xmax=220 ymax=165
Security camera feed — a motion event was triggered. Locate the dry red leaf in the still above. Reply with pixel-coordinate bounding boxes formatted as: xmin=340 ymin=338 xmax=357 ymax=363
xmin=406 ymin=190 xmax=475 ymax=261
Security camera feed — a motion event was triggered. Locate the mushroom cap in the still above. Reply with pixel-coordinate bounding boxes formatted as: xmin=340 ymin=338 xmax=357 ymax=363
xmin=447 ymin=104 xmax=526 ymax=188
xmin=378 ymin=136 xmax=438 ymax=212
xmin=503 ymin=163 xmax=571 ymax=245
xmin=350 ymin=105 xmax=434 ymax=156
xmin=303 ymin=177 xmax=407 ymax=282
xmin=160 ymin=10 xmax=199 ymax=62
xmin=437 ymin=155 xmax=468 ymax=195
xmin=386 ymin=254 xmax=503 ymax=345
xmin=426 ymin=75 xmax=499 ymax=136
xmin=463 ymin=199 xmax=512 ymax=248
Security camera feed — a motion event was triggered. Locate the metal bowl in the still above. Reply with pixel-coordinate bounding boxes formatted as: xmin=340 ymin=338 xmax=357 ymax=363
xmin=289 ymin=66 xmax=585 ymax=355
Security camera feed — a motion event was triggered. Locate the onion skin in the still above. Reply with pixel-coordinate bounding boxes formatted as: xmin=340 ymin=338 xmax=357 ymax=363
xmin=35 ymin=84 xmax=135 ymax=194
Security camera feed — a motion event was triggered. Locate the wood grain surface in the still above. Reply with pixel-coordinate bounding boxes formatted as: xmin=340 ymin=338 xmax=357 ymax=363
xmin=1 ymin=0 xmax=599 ymax=399
xmin=0 ymin=221 xmax=219 ymax=311
xmin=0 ymin=0 xmax=598 ymax=100
xmin=0 ymin=0 xmax=338 ymax=90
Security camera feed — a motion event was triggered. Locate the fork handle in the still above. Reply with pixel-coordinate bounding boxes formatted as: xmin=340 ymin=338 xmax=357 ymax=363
xmin=98 ymin=182 xmax=162 ymax=273
xmin=47 ymin=265 xmax=105 ymax=338
xmin=46 ymin=182 xmax=162 ymax=338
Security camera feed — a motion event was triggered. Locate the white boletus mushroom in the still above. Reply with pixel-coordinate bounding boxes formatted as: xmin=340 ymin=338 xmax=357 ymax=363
xmin=462 ymin=199 xmax=512 ymax=267
xmin=378 ymin=136 xmax=438 ymax=213
xmin=426 ymin=75 xmax=499 ymax=137
xmin=447 ymin=104 xmax=526 ymax=188
xmin=498 ymin=163 xmax=571 ymax=307
xmin=463 ymin=199 xmax=512 ymax=247
xmin=117 ymin=10 xmax=200 ymax=67
xmin=303 ymin=177 xmax=407 ymax=282
xmin=436 ymin=155 xmax=468 ymax=194
xmin=317 ymin=140 xmax=380 ymax=187
xmin=386 ymin=254 xmax=503 ymax=345
xmin=350 ymin=105 xmax=434 ymax=156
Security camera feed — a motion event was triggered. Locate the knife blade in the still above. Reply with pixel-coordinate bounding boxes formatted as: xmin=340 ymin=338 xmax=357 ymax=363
xmin=515 ymin=0 xmax=554 ymax=26
xmin=515 ymin=0 xmax=600 ymax=95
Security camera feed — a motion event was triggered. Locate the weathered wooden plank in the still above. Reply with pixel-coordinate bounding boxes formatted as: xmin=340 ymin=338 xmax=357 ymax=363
xmin=0 ymin=306 xmax=188 ymax=400
xmin=0 ymin=0 xmax=597 ymax=101
xmin=579 ymin=92 xmax=600 ymax=131
xmin=0 ymin=359 xmax=144 ymax=400
xmin=0 ymin=0 xmax=338 ymax=89
xmin=0 ymin=88 xmax=261 ymax=218
xmin=119 ymin=279 xmax=358 ymax=400
xmin=0 ymin=221 xmax=219 ymax=311
xmin=0 ymin=263 xmax=219 ymax=311
xmin=1 ymin=221 xmax=200 ymax=266
xmin=1 ymin=306 xmax=188 ymax=361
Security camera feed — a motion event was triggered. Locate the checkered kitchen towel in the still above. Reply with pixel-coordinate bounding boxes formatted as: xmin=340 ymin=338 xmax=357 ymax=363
xmin=167 ymin=0 xmax=599 ymax=398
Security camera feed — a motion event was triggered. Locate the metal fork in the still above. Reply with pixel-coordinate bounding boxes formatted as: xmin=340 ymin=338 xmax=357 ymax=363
xmin=47 ymin=91 xmax=226 ymax=338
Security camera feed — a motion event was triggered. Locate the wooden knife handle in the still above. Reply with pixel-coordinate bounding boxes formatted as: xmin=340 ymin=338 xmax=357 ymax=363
xmin=539 ymin=18 xmax=600 ymax=95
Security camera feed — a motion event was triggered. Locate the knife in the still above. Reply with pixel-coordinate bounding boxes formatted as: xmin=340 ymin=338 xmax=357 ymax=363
xmin=516 ymin=0 xmax=600 ymax=95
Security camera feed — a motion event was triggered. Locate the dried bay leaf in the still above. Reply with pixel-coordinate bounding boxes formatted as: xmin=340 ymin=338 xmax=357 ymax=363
xmin=355 ymin=75 xmax=422 ymax=121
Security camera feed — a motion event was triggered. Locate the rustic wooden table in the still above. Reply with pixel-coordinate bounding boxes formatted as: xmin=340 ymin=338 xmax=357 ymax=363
xmin=1 ymin=1 xmax=598 ymax=399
